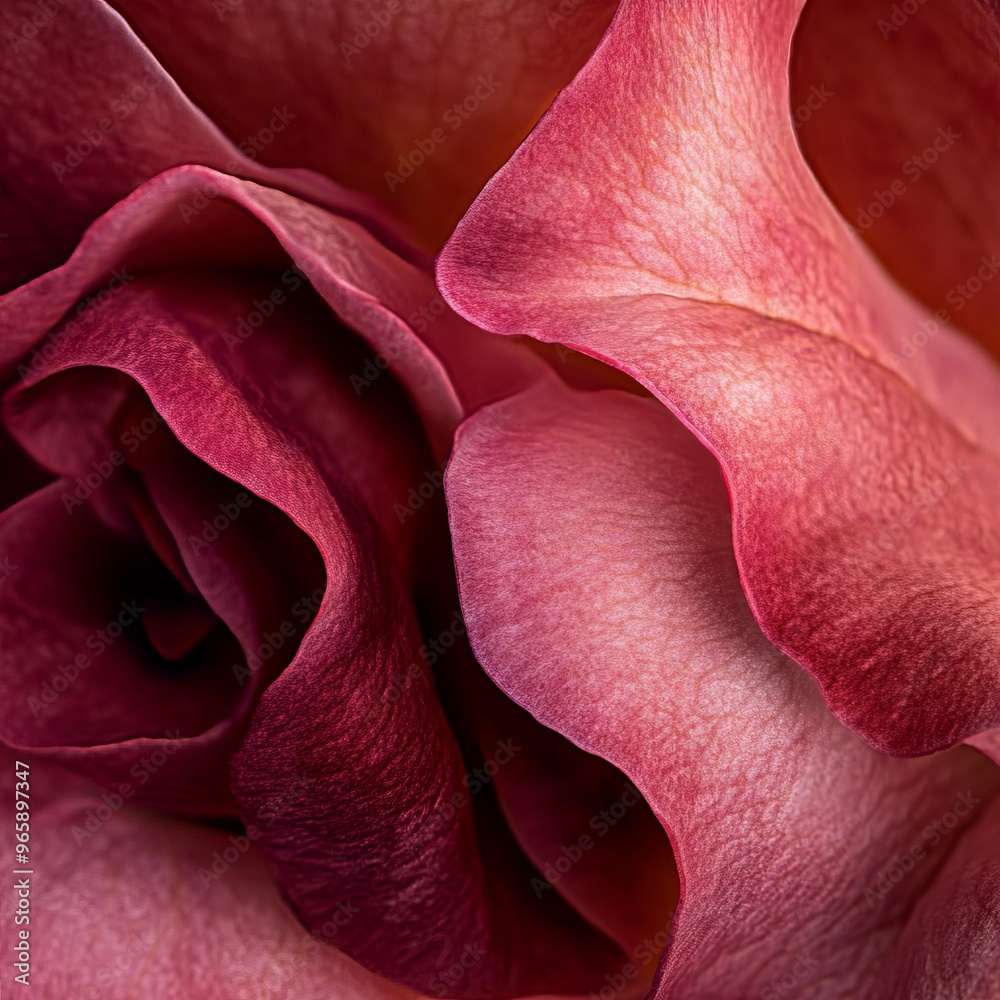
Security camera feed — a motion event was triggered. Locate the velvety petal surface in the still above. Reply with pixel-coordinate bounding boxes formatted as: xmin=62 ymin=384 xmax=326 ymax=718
xmin=437 ymin=0 xmax=1000 ymax=754
xmin=0 ymin=757 xmax=420 ymax=999
xmin=0 ymin=187 xmax=620 ymax=995
xmin=1 ymin=166 xmax=549 ymax=461
xmin=110 ymin=0 xmax=618 ymax=247
xmin=444 ymin=382 xmax=1000 ymax=998
xmin=1 ymin=357 xmax=329 ymax=813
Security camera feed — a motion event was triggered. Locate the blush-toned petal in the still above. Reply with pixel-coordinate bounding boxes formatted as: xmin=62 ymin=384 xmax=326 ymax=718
xmin=2 ymin=166 xmax=547 ymax=461
xmin=792 ymin=0 xmax=1000 ymax=356
xmin=0 ymin=758 xmax=419 ymax=999
xmin=108 ymin=0 xmax=618 ymax=248
xmin=430 ymin=643 xmax=679 ymax=957
xmin=444 ymin=383 xmax=1000 ymax=997
xmin=437 ymin=0 xmax=1000 ymax=754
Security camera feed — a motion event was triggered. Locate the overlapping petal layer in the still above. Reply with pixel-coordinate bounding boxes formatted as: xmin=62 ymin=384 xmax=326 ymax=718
xmin=0 ymin=0 xmax=408 ymax=291
xmin=444 ymin=382 xmax=1000 ymax=998
xmin=0 ymin=757 xmax=422 ymax=999
xmin=109 ymin=0 xmax=617 ymax=246
xmin=878 ymin=794 xmax=1000 ymax=999
xmin=0 ymin=165 xmax=548 ymax=460
xmin=792 ymin=0 xmax=1000 ymax=355
xmin=0 ymin=172 xmax=622 ymax=996
xmin=438 ymin=0 xmax=1000 ymax=754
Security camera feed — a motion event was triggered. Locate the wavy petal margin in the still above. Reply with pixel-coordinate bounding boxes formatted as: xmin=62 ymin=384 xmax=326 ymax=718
xmin=437 ymin=0 xmax=1000 ymax=754
xmin=444 ymin=382 xmax=1000 ymax=997
xmin=109 ymin=0 xmax=617 ymax=246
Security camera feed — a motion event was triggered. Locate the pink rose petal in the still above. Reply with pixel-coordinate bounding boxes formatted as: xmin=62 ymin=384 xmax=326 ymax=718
xmin=0 ymin=756 xmax=420 ymax=1000
xmin=444 ymin=382 xmax=1000 ymax=997
xmin=0 ymin=0 xmax=414 ymax=290
xmin=0 ymin=181 xmax=621 ymax=995
xmin=437 ymin=0 xmax=1000 ymax=754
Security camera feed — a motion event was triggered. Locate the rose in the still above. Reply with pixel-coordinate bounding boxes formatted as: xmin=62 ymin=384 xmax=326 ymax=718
xmin=2 ymin=4 xmax=1000 ymax=1000
xmin=437 ymin=0 xmax=1000 ymax=995
xmin=0 ymin=2 xmax=692 ymax=998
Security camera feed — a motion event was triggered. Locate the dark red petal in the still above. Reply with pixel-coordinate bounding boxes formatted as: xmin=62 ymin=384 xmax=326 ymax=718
xmin=0 ymin=0 xmax=413 ymax=291
xmin=0 ymin=213 xmax=619 ymax=994
xmin=0 ymin=482 xmax=243 ymax=812
xmin=792 ymin=0 xmax=1000 ymax=357
xmin=110 ymin=0 xmax=617 ymax=247
xmin=2 ymin=166 xmax=547 ymax=459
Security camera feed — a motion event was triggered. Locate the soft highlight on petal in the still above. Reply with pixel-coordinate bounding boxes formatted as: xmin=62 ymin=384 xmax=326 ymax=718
xmin=444 ymin=382 xmax=1000 ymax=997
xmin=437 ymin=0 xmax=1000 ymax=754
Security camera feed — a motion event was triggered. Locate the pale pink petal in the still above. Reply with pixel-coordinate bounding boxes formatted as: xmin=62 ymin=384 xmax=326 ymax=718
xmin=444 ymin=382 xmax=1000 ymax=997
